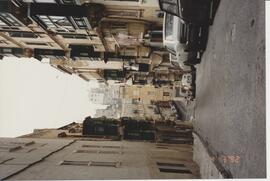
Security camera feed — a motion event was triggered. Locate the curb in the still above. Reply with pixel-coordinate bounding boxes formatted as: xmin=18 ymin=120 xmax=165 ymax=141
xmin=192 ymin=132 xmax=233 ymax=178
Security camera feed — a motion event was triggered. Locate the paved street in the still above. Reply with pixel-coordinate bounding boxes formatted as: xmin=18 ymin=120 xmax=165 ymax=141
xmin=194 ymin=0 xmax=265 ymax=178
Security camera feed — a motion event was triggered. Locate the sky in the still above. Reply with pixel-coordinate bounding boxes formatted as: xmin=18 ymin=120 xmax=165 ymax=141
xmin=0 ymin=57 xmax=106 ymax=137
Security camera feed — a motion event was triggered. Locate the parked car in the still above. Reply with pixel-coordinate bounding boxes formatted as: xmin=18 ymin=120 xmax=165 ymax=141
xmin=159 ymin=0 xmax=215 ymax=25
xmin=180 ymin=67 xmax=196 ymax=100
xmin=182 ymin=73 xmax=193 ymax=88
xmin=170 ymin=53 xmax=192 ymax=71
xmin=163 ymin=12 xmax=204 ymax=67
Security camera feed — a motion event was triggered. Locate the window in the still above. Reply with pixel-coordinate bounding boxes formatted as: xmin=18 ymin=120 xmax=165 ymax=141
xmin=107 ymin=0 xmax=138 ymax=1
xmin=74 ymin=150 xmax=98 ymax=154
xmin=73 ymin=17 xmax=88 ymax=29
xmin=37 ymin=15 xmax=75 ymax=30
xmin=9 ymin=32 xmax=38 ymax=38
xmin=62 ymin=34 xmax=88 ymax=39
xmin=0 ymin=145 xmax=22 ymax=152
xmin=56 ymin=29 xmax=68 ymax=32
xmin=163 ymin=92 xmax=170 ymax=96
xmin=82 ymin=145 xmax=98 ymax=148
xmin=0 ymin=19 xmax=7 ymax=26
xmin=10 ymin=141 xmax=35 ymax=146
xmin=25 ymin=42 xmax=48 ymax=46
xmin=26 ymin=148 xmax=37 ymax=153
xmin=148 ymin=91 xmax=154 ymax=95
xmin=54 ymin=17 xmax=73 ymax=27
xmin=61 ymin=0 xmax=78 ymax=5
xmin=82 ymin=145 xmax=122 ymax=149
xmin=109 ymin=22 xmax=127 ymax=29
xmin=2 ymin=48 xmax=12 ymax=53
xmin=35 ymin=0 xmax=56 ymax=3
xmin=0 ymin=13 xmax=22 ymax=27
xmin=60 ymin=160 xmax=121 ymax=167
xmin=106 ymin=10 xmax=141 ymax=18
xmin=122 ymin=47 xmax=137 ymax=56
xmin=60 ymin=160 xmax=89 ymax=166
xmin=1 ymin=27 xmax=19 ymax=30
xmin=156 ymin=146 xmax=169 ymax=149
xmin=91 ymin=161 xmax=120 ymax=167
xmin=157 ymin=162 xmax=192 ymax=174
xmin=74 ymin=150 xmax=123 ymax=154
xmin=159 ymin=0 xmax=180 ymax=16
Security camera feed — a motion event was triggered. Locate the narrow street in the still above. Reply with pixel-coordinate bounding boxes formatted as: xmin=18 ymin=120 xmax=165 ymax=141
xmin=0 ymin=0 xmax=266 ymax=179
xmin=194 ymin=0 xmax=265 ymax=178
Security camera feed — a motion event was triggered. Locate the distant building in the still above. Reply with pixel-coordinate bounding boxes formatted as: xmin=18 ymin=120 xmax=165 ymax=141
xmin=89 ymin=84 xmax=121 ymax=105
xmin=122 ymin=84 xmax=173 ymax=104
xmin=89 ymin=91 xmax=105 ymax=104
xmin=120 ymin=84 xmax=177 ymax=120
xmin=88 ymin=84 xmax=122 ymax=118
xmin=95 ymin=104 xmax=121 ymax=119
xmin=120 ymin=98 xmax=161 ymax=120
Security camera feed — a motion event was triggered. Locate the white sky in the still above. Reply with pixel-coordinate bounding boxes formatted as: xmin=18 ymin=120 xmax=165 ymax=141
xmin=0 ymin=57 xmax=106 ymax=137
